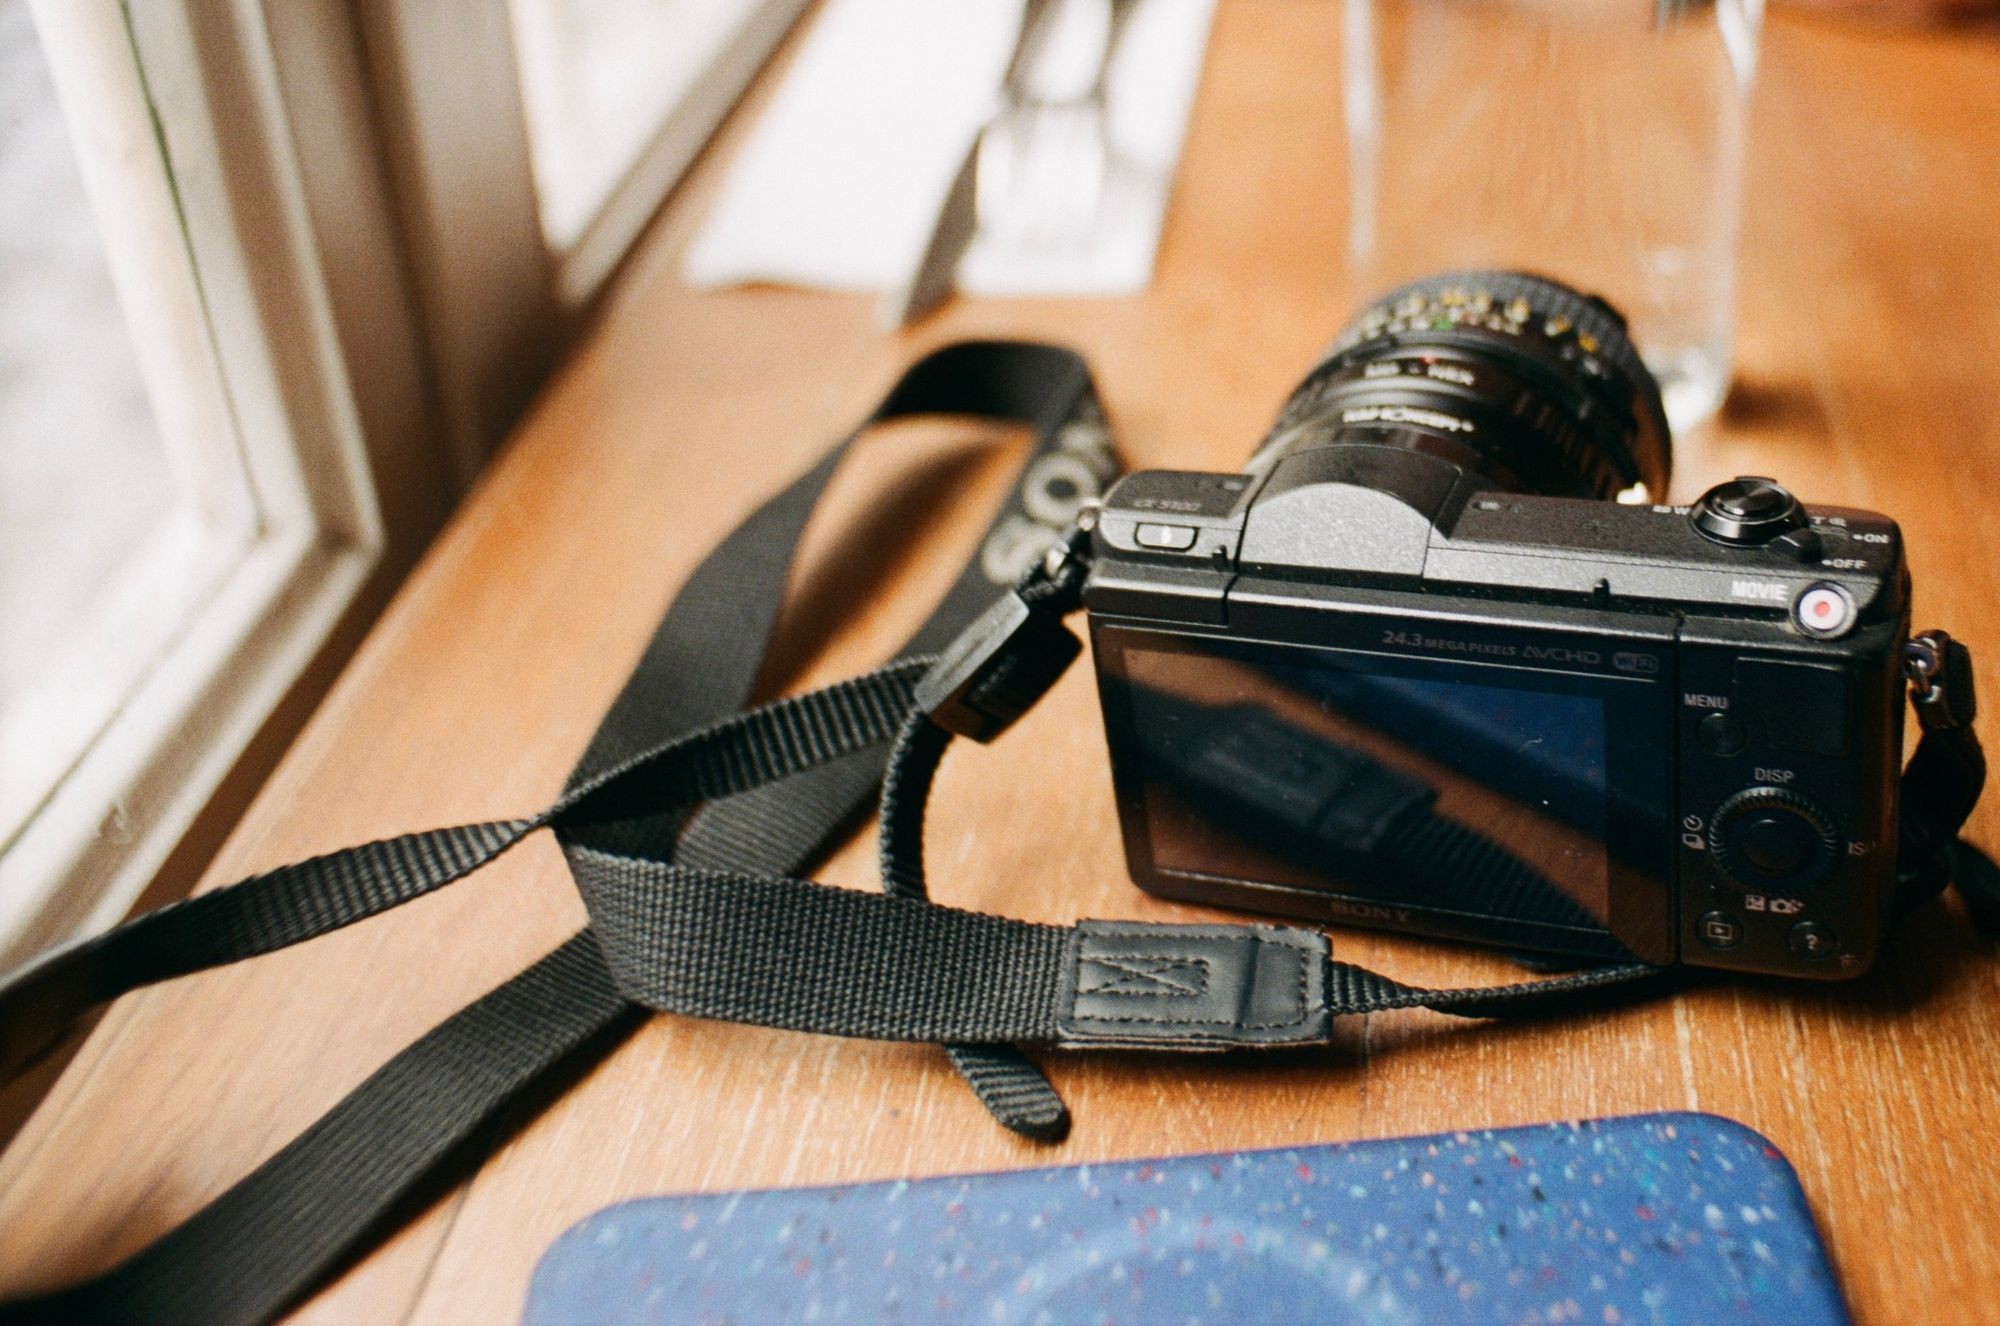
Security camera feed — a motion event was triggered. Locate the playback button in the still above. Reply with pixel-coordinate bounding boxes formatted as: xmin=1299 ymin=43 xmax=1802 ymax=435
xmin=1793 ymin=582 xmax=1855 ymax=638
xmin=1698 ymin=911 xmax=1744 ymax=950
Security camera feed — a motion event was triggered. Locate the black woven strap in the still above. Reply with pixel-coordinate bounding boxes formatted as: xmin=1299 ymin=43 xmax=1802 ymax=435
xmin=0 ymin=819 xmax=537 ymax=1080
xmin=0 ymin=661 xmax=938 ymax=1325
xmin=0 ymin=934 xmax=633 ymax=1326
xmin=573 ymin=866 xmax=1674 ymax=1044
xmin=0 ymin=341 xmax=1114 ymax=1324
xmin=879 ymin=709 xmax=1070 ymax=1135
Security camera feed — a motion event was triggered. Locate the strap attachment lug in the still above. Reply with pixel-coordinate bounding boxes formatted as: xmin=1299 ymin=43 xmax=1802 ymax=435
xmin=915 ymin=590 xmax=1080 ymax=742
xmin=917 ymin=517 xmax=1096 ymax=742
xmin=1907 ymin=630 xmax=1977 ymax=732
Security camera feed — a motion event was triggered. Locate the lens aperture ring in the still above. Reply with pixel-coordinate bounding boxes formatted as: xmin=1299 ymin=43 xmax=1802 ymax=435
xmin=1341 ymin=273 xmax=1654 ymax=411
xmin=1270 ymin=271 xmax=1671 ymax=501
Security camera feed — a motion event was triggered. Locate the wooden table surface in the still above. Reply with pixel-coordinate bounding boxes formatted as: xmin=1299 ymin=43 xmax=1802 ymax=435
xmin=5 ymin=5 xmax=2000 ymax=1322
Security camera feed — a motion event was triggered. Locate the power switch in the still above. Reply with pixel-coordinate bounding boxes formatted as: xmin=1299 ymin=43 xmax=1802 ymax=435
xmin=1735 ymin=659 xmax=1852 ymax=756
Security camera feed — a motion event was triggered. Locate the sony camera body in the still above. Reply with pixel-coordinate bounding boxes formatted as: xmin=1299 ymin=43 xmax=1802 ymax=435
xmin=1084 ymin=273 xmax=1908 ymax=979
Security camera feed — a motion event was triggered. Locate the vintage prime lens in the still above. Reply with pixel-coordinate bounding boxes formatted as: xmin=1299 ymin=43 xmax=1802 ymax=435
xmin=1249 ymin=272 xmax=1672 ymax=501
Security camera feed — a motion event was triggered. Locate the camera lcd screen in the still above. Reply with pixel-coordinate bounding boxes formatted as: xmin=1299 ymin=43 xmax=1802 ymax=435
xmin=1108 ymin=638 xmax=1647 ymax=958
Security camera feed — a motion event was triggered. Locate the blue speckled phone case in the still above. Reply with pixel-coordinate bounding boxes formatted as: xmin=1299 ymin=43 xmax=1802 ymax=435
xmin=524 ymin=1111 xmax=1846 ymax=1325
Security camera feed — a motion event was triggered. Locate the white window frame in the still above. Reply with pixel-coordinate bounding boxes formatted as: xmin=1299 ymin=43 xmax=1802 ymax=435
xmin=361 ymin=0 xmax=812 ymax=364
xmin=2 ymin=0 xmax=809 ymax=962
xmin=0 ymin=0 xmax=454 ymax=962
xmin=515 ymin=0 xmax=816 ymax=307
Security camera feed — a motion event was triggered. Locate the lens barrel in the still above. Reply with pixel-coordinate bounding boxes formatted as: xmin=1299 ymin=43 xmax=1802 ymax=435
xmin=1250 ymin=272 xmax=1672 ymax=501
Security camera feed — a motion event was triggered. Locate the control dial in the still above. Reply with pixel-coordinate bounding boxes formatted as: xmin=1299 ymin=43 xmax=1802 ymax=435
xmin=1707 ymin=786 xmax=1841 ymax=891
xmin=1692 ymin=476 xmax=1808 ymax=546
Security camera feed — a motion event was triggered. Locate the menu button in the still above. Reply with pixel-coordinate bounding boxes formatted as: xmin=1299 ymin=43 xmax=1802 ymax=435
xmin=1697 ymin=711 xmax=1748 ymax=756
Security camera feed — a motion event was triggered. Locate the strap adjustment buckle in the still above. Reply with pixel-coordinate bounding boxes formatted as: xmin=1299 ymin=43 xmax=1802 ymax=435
xmin=915 ymin=589 xmax=1081 ymax=742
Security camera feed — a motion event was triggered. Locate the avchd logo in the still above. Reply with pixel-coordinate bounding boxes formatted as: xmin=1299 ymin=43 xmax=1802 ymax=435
xmin=1521 ymin=645 xmax=1600 ymax=664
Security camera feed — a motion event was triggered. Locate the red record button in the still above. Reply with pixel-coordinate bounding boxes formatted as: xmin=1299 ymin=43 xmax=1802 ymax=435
xmin=1793 ymin=583 xmax=1855 ymax=638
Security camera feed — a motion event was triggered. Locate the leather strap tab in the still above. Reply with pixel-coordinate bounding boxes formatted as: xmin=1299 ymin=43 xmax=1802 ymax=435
xmin=1056 ymin=920 xmax=1331 ymax=1049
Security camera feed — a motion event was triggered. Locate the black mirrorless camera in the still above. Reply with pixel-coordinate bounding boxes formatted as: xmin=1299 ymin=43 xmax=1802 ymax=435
xmin=1085 ymin=272 xmax=1906 ymax=979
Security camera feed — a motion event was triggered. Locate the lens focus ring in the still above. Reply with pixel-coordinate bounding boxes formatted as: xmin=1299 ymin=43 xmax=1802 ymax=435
xmin=1258 ymin=271 xmax=1672 ymax=503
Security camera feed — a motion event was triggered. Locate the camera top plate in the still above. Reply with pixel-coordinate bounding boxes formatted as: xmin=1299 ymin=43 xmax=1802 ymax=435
xmin=1090 ymin=462 xmax=1904 ymax=644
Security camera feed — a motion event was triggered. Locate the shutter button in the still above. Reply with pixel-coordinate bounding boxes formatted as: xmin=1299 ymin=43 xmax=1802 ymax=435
xmin=1692 ymin=477 xmax=1807 ymax=546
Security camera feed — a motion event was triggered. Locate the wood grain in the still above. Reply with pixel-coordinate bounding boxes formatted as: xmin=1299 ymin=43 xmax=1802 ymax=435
xmin=5 ymin=4 xmax=1999 ymax=1322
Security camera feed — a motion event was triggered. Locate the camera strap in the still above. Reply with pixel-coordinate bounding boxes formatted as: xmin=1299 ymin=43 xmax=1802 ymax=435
xmin=0 ymin=342 xmax=1988 ymax=1325
xmin=0 ymin=340 xmax=1115 ymax=1324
